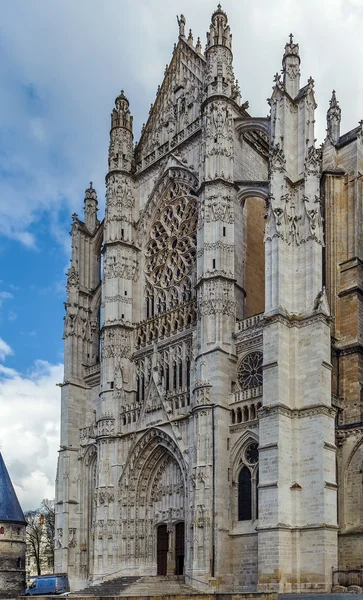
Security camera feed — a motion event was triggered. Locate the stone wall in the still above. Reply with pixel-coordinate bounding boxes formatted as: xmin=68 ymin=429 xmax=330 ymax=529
xmin=0 ymin=521 xmax=26 ymax=598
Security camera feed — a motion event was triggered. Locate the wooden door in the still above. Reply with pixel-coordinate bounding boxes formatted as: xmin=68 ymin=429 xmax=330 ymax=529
xmin=175 ymin=522 xmax=185 ymax=575
xmin=157 ymin=524 xmax=168 ymax=576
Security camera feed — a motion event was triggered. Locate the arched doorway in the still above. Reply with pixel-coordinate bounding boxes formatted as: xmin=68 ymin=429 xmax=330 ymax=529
xmin=118 ymin=429 xmax=187 ymax=575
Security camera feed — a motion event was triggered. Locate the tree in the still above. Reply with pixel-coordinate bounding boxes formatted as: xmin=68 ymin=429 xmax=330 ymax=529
xmin=40 ymin=499 xmax=55 ymax=571
xmin=25 ymin=499 xmax=55 ymax=576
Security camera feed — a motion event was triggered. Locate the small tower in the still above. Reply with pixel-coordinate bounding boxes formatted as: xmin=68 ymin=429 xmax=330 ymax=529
xmin=260 ymin=37 xmax=337 ymax=592
xmin=192 ymin=4 xmax=239 ymax=583
xmin=327 ymin=90 xmax=341 ymax=144
xmin=0 ymin=453 xmax=26 ymax=598
xmin=91 ymin=89 xmax=137 ymax=578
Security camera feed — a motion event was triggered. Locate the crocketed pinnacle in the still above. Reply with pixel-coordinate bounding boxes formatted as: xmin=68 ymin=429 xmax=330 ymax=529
xmin=329 ymin=89 xmax=339 ymax=108
xmin=84 ymin=181 xmax=98 ymax=202
xmin=282 ymin=32 xmax=301 ymax=98
xmin=206 ymin=3 xmax=231 ymax=50
xmin=327 ymin=89 xmax=341 ymax=144
xmin=283 ymin=33 xmax=300 ymax=63
xmin=111 ymin=89 xmax=133 ymax=132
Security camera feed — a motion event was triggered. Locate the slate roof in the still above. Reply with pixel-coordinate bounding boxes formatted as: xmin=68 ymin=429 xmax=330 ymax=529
xmin=0 ymin=452 xmax=26 ymax=524
xmin=336 ymin=126 xmax=360 ymax=149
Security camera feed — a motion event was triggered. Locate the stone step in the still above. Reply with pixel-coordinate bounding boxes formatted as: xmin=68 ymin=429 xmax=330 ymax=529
xmin=71 ymin=576 xmax=140 ymax=597
xmin=71 ymin=575 xmax=198 ymax=597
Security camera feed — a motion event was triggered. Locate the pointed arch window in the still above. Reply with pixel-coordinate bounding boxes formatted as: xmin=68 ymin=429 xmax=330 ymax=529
xmin=238 ymin=467 xmax=252 ymax=521
xmin=237 ymin=442 xmax=259 ymax=521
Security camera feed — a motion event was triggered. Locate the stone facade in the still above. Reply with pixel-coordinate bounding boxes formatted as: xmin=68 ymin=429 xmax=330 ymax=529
xmin=55 ymin=6 xmax=363 ymax=594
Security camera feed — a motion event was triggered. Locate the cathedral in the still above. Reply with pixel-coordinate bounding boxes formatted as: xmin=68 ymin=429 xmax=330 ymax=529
xmin=55 ymin=5 xmax=363 ymax=593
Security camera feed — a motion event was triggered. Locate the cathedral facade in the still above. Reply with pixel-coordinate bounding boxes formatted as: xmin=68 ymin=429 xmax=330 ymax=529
xmin=55 ymin=6 xmax=363 ymax=593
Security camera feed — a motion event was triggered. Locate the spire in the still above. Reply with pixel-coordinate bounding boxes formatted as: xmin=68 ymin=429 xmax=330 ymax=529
xmin=84 ymin=181 xmax=98 ymax=233
xmin=282 ymin=33 xmax=301 ymax=98
xmin=327 ymin=89 xmax=341 ymax=144
xmin=206 ymin=4 xmax=232 ymax=51
xmin=111 ymin=90 xmax=133 ymax=133
xmin=0 ymin=453 xmax=26 ymax=524
xmin=204 ymin=5 xmax=236 ymax=98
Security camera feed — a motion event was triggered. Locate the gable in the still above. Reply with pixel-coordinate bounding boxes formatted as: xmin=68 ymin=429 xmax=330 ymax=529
xmin=135 ymin=38 xmax=205 ymax=170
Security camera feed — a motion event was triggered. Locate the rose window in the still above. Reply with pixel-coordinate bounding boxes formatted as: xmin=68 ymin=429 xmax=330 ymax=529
xmin=145 ymin=183 xmax=197 ymax=289
xmin=237 ymin=352 xmax=263 ymax=390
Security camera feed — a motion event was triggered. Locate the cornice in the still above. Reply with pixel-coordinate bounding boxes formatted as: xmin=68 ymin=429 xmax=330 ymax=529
xmin=260 ymin=403 xmax=336 ymax=420
xmin=264 ymin=310 xmax=331 ymax=329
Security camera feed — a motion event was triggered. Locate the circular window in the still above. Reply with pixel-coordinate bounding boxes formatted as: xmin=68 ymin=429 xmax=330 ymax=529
xmin=245 ymin=442 xmax=259 ymax=465
xmin=237 ymin=351 xmax=263 ymax=390
xmin=145 ymin=183 xmax=197 ymax=289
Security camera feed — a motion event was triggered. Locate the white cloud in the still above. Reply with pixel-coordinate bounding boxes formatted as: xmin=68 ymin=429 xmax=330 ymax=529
xmin=0 ymin=0 xmax=362 ymax=250
xmin=0 ymin=291 xmax=13 ymax=306
xmin=0 ymin=337 xmax=13 ymax=360
xmin=0 ymin=359 xmax=62 ymax=511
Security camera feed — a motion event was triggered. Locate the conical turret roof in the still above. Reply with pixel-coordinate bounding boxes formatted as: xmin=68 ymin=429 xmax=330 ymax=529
xmin=0 ymin=453 xmax=26 ymax=524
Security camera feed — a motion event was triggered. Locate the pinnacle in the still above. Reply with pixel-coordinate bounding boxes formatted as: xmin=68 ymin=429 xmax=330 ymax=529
xmin=85 ymin=181 xmax=97 ymax=200
xmin=283 ymin=31 xmax=300 ymax=63
xmin=212 ymin=2 xmax=227 ymax=18
xmin=329 ymin=89 xmax=339 ymax=107
xmin=115 ymin=89 xmax=129 ymax=108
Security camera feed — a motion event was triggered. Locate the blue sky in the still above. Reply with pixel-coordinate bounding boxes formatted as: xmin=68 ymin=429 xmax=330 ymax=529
xmin=1 ymin=0 xmax=363 ymax=509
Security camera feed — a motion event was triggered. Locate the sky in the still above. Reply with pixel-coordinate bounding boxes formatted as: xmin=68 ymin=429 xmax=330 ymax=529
xmin=1 ymin=0 xmax=363 ymax=510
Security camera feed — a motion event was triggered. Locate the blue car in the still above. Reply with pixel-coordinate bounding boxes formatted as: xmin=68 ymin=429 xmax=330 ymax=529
xmin=26 ymin=574 xmax=70 ymax=595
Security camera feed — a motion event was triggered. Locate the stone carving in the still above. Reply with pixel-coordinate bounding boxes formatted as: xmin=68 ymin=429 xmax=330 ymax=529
xmin=103 ymin=252 xmax=139 ymax=281
xmin=102 ymin=329 xmax=131 ymax=359
xmin=56 ymin=528 xmax=63 ymax=549
xmin=177 ymin=14 xmax=186 ymax=37
xmin=192 ymin=381 xmax=212 ymax=406
xmin=305 ymin=145 xmax=321 ymax=177
xmin=200 ymin=186 xmax=235 ymax=224
xmin=265 ymin=188 xmax=323 ymax=246
xmin=97 ymin=417 xmax=115 ymax=437
xmin=68 ymin=528 xmax=77 ymax=548
xmin=198 ymin=281 xmax=235 ymax=317
xmin=269 ymin=143 xmax=286 ymax=174
xmin=98 ymin=488 xmax=115 ymax=505
xmin=66 ymin=266 xmax=79 ymax=288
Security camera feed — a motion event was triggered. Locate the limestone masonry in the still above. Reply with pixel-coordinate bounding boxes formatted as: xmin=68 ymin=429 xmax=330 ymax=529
xmin=55 ymin=6 xmax=363 ymax=594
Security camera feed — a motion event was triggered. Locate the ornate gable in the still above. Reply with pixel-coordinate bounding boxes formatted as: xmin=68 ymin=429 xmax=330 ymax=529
xmin=135 ymin=38 xmax=205 ymax=172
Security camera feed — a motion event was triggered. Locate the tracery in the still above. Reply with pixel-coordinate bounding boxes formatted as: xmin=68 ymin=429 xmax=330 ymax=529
xmin=237 ymin=351 xmax=263 ymax=390
xmin=145 ymin=181 xmax=197 ymax=291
